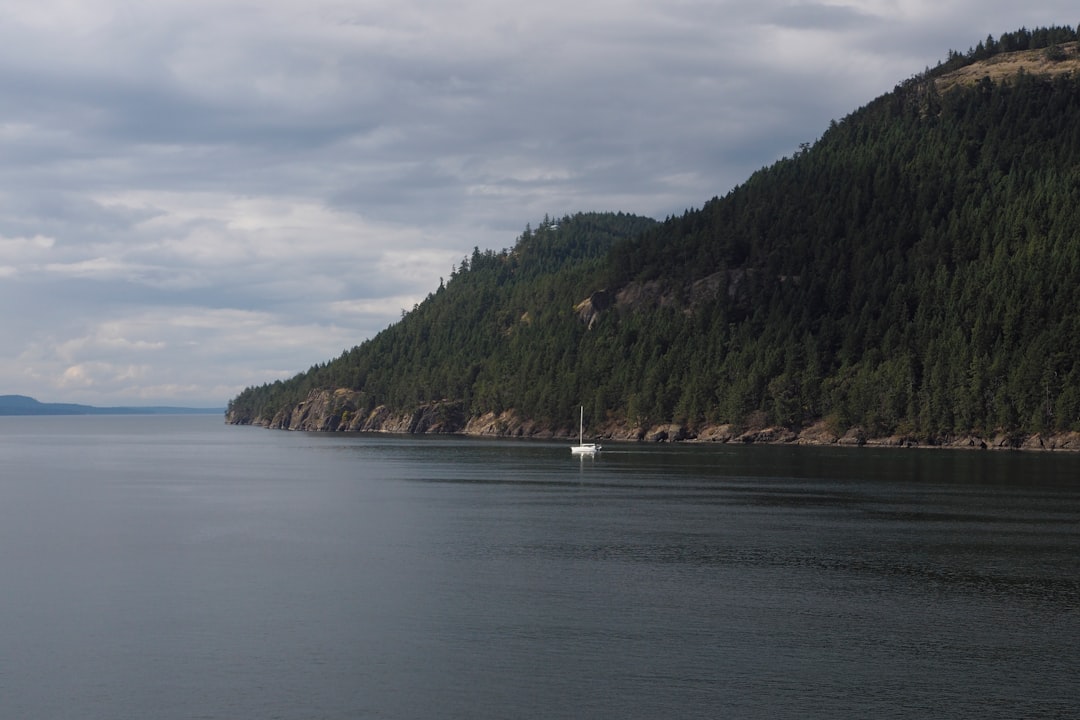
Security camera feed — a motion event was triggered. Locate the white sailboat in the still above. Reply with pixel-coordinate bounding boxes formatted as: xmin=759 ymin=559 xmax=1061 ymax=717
xmin=571 ymin=405 xmax=601 ymax=455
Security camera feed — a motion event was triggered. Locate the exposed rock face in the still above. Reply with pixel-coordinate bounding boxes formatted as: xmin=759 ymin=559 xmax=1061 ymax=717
xmin=1038 ymin=431 xmax=1080 ymax=450
xmin=573 ymin=290 xmax=613 ymax=329
xmin=736 ymin=426 xmax=799 ymax=444
xmin=644 ymin=424 xmax=689 ymax=442
xmin=268 ymin=388 xmax=360 ymax=431
xmin=610 ymin=270 xmax=795 ymax=317
xmin=614 ymin=280 xmax=668 ymax=310
xmin=837 ymin=427 xmax=867 ymax=446
xmin=795 ymin=420 xmax=838 ymax=446
xmin=464 ymin=410 xmax=554 ymax=437
xmin=1018 ymin=432 xmax=1080 ymax=450
xmin=351 ymin=401 xmax=466 ymax=434
xmin=696 ymin=424 xmax=736 ymax=442
xmin=229 ymin=388 xmax=1080 ymax=452
xmin=253 ymin=389 xmax=467 ymax=434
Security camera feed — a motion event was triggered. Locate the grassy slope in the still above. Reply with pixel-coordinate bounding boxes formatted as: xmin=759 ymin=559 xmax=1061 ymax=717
xmin=935 ymin=42 xmax=1080 ymax=92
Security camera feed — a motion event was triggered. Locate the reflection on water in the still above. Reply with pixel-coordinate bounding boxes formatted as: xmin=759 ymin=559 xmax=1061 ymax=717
xmin=1 ymin=416 xmax=1078 ymax=719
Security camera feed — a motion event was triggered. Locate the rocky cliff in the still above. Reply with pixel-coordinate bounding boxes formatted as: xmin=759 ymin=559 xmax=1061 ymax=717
xmin=235 ymin=388 xmax=466 ymax=434
xmin=226 ymin=388 xmax=1080 ymax=451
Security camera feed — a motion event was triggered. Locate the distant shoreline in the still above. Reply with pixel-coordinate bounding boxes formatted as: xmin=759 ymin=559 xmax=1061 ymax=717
xmin=0 ymin=394 xmax=222 ymax=416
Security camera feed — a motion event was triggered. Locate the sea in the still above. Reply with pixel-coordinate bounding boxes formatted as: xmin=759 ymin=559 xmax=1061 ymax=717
xmin=1 ymin=414 xmax=1078 ymax=719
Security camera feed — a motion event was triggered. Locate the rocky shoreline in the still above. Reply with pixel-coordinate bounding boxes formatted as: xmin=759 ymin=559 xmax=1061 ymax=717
xmin=226 ymin=388 xmax=1080 ymax=452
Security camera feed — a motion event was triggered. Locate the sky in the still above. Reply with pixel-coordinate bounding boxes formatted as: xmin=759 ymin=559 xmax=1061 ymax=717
xmin=1 ymin=1 xmax=1075 ymax=408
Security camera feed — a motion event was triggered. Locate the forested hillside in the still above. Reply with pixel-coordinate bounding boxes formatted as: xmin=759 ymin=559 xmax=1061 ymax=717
xmin=228 ymin=27 xmax=1080 ymax=445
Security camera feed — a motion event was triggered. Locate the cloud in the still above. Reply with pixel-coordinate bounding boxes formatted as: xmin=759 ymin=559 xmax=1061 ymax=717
xmin=0 ymin=0 xmax=1075 ymax=405
xmin=768 ymin=3 xmax=875 ymax=31
xmin=0 ymin=233 xmax=55 ymax=264
xmin=11 ymin=305 xmax=364 ymax=406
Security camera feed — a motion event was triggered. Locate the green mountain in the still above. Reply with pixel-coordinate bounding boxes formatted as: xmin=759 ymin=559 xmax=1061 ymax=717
xmin=227 ymin=27 xmax=1080 ymax=447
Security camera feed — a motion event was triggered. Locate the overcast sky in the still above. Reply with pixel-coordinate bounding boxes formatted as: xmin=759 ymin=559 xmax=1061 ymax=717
xmin=1 ymin=1 xmax=1075 ymax=407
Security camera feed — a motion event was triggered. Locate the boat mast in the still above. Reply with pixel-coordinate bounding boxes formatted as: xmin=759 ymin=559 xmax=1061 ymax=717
xmin=579 ymin=405 xmax=584 ymax=444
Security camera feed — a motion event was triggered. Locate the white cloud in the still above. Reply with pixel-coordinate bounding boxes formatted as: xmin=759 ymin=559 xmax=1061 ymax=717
xmin=0 ymin=233 xmax=56 ymax=276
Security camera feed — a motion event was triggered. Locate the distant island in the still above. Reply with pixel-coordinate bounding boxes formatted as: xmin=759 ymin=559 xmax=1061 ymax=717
xmin=0 ymin=395 xmax=222 ymax=416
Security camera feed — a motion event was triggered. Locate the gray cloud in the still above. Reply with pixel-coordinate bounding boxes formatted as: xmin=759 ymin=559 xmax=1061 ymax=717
xmin=769 ymin=3 xmax=875 ymax=31
xmin=0 ymin=0 xmax=1075 ymax=406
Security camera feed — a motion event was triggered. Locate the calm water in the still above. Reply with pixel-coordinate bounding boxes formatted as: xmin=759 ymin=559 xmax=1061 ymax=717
xmin=1 ymin=415 xmax=1078 ymax=719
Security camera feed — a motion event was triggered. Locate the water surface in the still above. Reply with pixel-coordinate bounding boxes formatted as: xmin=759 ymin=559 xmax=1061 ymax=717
xmin=1 ymin=416 xmax=1077 ymax=719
